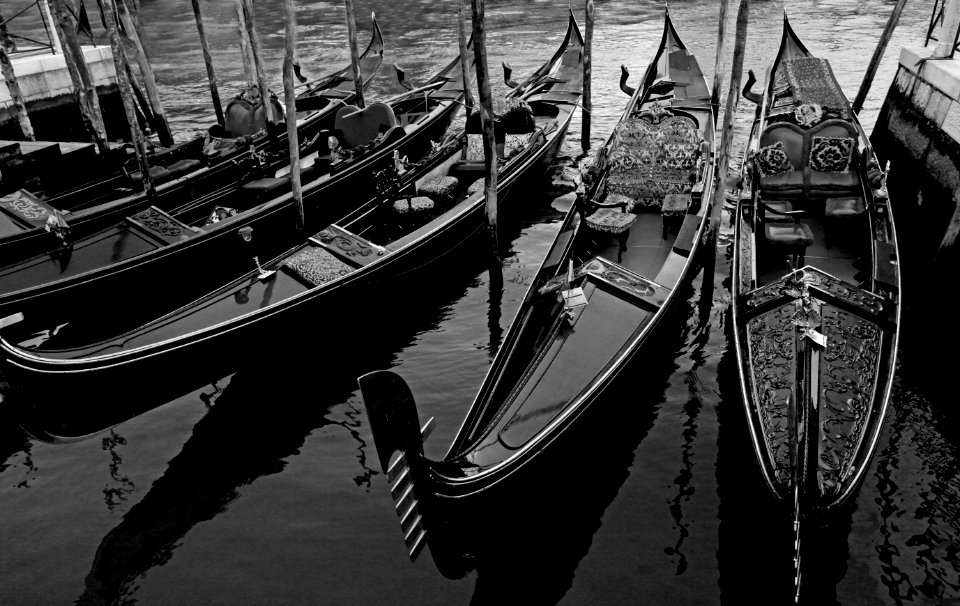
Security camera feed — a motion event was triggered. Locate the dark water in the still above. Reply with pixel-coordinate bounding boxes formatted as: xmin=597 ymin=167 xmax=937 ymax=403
xmin=2 ymin=0 xmax=958 ymax=604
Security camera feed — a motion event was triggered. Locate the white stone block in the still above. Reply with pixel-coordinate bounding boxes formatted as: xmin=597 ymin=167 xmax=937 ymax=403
xmin=942 ymin=101 xmax=960 ymax=142
xmin=901 ymin=45 xmax=960 ymax=101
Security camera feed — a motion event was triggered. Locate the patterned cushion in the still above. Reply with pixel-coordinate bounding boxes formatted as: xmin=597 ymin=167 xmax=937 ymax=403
xmin=755 ymin=142 xmax=794 ymax=176
xmin=419 ymin=176 xmax=459 ymax=198
xmin=468 ymin=178 xmax=485 ymax=194
xmin=284 ymin=246 xmax=352 ymax=286
xmin=393 ymin=196 xmax=434 ymax=214
xmin=585 ymin=208 xmax=637 ymax=234
xmin=604 ymin=193 xmax=636 ymax=212
xmin=504 ymin=134 xmax=528 ymax=157
xmin=809 ymin=136 xmax=854 ymax=173
xmin=465 ymin=134 xmax=486 ymax=160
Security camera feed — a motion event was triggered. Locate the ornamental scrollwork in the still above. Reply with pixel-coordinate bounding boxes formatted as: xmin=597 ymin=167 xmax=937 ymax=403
xmin=747 ymin=303 xmax=797 ymax=485
xmin=816 ymin=304 xmax=880 ymax=496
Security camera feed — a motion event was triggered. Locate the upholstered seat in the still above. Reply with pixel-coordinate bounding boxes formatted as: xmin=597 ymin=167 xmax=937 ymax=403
xmin=756 ymin=118 xmax=860 ymax=198
xmin=825 ymin=197 xmax=865 ymax=217
xmin=334 ymin=102 xmax=398 ymax=149
xmin=764 ymin=222 xmax=814 ymax=267
xmin=392 ymin=196 xmax=434 ymax=214
xmin=419 ymin=176 xmax=459 ymax=200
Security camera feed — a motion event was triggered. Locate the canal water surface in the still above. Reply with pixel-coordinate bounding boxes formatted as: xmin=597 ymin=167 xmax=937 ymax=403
xmin=1 ymin=0 xmax=957 ymax=604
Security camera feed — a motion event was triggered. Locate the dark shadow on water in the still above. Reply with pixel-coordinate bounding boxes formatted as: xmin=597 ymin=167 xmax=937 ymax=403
xmin=431 ymin=259 xmax=700 ymax=605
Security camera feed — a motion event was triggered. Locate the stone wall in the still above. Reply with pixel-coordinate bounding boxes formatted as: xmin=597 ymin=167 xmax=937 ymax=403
xmin=872 ymin=46 xmax=960 ymax=270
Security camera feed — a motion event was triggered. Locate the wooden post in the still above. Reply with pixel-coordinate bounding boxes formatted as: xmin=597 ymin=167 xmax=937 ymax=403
xmin=581 ymin=0 xmax=593 ymax=152
xmin=710 ymin=0 xmax=750 ymax=235
xmin=40 ymin=1 xmax=63 ymax=53
xmin=710 ymin=0 xmax=731 ymax=119
xmin=117 ymin=0 xmax=173 ymax=145
xmin=0 ymin=45 xmax=35 ymax=140
xmin=235 ymin=0 xmax=256 ymax=87
xmin=852 ymin=0 xmax=908 ymax=114
xmin=471 ymin=0 xmax=499 ymax=262
xmin=457 ymin=0 xmax=474 ymax=109
xmin=343 ymin=0 xmax=365 ymax=108
xmin=102 ymin=0 xmax=154 ymax=200
xmin=239 ymin=0 xmax=276 ymax=124
xmin=282 ymin=0 xmax=304 ymax=232
xmin=50 ymin=0 xmax=108 ymax=154
xmin=191 ymin=0 xmax=224 ymax=126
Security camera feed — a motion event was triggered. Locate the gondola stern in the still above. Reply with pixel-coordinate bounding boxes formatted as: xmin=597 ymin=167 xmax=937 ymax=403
xmin=357 ymin=370 xmax=437 ymax=563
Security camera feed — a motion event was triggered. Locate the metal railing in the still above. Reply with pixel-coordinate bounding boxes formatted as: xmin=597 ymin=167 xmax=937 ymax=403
xmin=925 ymin=0 xmax=960 ymax=58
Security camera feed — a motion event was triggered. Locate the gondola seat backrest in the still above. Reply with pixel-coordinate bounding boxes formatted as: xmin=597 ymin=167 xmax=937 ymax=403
xmin=334 ymin=102 xmax=398 ymax=149
xmin=756 ymin=118 xmax=860 ymax=197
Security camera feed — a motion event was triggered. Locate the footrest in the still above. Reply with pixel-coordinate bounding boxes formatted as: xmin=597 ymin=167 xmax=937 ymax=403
xmin=126 ymin=206 xmax=199 ymax=245
xmin=309 ymin=224 xmax=386 ymax=266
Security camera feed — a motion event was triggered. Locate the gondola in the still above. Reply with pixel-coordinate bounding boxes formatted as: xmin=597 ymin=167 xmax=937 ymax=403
xmin=732 ymin=13 xmax=900 ymax=598
xmin=0 ymin=30 xmax=464 ymax=337
xmin=358 ymin=10 xmax=715 ymax=573
xmin=0 ymin=14 xmax=580 ymax=437
xmin=0 ymin=16 xmax=384 ymax=265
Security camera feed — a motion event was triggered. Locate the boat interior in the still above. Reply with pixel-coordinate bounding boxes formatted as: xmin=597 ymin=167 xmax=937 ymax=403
xmin=0 ymin=93 xmax=457 ymax=295
xmin=443 ymin=20 xmax=717 ymax=471
xmin=745 ymin=54 xmax=882 ymax=290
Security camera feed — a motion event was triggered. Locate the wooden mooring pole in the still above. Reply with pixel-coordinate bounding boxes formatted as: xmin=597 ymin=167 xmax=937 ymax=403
xmin=0 ymin=44 xmax=35 ymax=140
xmin=239 ymin=0 xmax=276 ymax=125
xmin=852 ymin=0 xmax=908 ymax=115
xmin=118 ymin=0 xmax=173 ymax=145
xmin=582 ymin=0 xmax=594 ymax=152
xmin=235 ymin=0 xmax=256 ymax=87
xmin=457 ymin=0 xmax=474 ymax=109
xmin=103 ymin=0 xmax=154 ymax=200
xmin=470 ymin=0 xmax=499 ymax=262
xmin=51 ymin=0 xmax=108 ymax=154
xmin=710 ymin=0 xmax=731 ymax=119
xmin=710 ymin=0 xmax=750 ymax=235
xmin=191 ymin=0 xmax=225 ymax=126
xmin=343 ymin=0 xmax=365 ymax=108
xmin=282 ymin=0 xmax=304 ymax=232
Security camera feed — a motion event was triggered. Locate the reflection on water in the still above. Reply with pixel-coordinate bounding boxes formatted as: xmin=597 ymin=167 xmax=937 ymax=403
xmin=0 ymin=0 xmax=958 ymax=604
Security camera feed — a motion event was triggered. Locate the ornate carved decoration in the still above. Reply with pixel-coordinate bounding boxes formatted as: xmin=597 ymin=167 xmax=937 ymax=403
xmin=0 ymin=191 xmax=53 ymax=227
xmin=315 ymin=225 xmax=384 ymax=266
xmin=738 ymin=217 xmax=753 ymax=294
xmin=746 ymin=267 xmax=883 ymax=316
xmin=747 ymin=303 xmax=798 ymax=486
xmin=131 ymin=207 xmax=186 ymax=238
xmin=816 ymin=304 xmax=880 ymax=495
xmin=537 ymin=256 xmax=661 ymax=303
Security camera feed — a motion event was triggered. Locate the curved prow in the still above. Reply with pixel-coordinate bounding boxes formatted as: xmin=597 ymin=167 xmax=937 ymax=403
xmin=741 ymin=69 xmax=763 ymax=104
xmin=358 ymin=370 xmax=435 ymax=562
xmin=502 ymin=61 xmax=519 ymax=88
xmin=619 ymin=64 xmax=636 ymax=96
xmin=394 ymin=63 xmax=414 ymax=91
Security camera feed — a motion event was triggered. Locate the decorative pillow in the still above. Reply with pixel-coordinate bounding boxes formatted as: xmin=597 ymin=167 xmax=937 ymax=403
xmin=809 ymin=136 xmax=854 ymax=173
xmin=755 ymin=142 xmax=794 ymax=177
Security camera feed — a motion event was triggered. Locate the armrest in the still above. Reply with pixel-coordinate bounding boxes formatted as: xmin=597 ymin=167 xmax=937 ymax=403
xmin=760 ymin=202 xmax=805 ymax=216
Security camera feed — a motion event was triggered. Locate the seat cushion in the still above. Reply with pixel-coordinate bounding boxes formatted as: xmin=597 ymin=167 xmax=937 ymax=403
xmin=759 ymin=169 xmax=804 ymax=193
xmin=824 ymin=196 xmax=865 ymax=217
xmin=166 ymin=158 xmax=205 ymax=179
xmin=764 ymin=223 xmax=814 ymax=248
xmin=585 ymin=208 xmax=637 ymax=234
xmin=392 ymin=196 xmax=434 ymax=214
xmin=808 ymin=169 xmax=859 ymax=193
xmin=419 ymin=176 xmax=459 ymax=199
